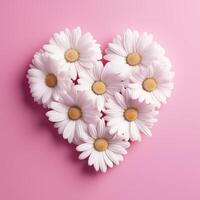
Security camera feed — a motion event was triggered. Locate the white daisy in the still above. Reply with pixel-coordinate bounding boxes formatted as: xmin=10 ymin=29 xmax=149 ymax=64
xmin=105 ymin=89 xmax=158 ymax=141
xmin=77 ymin=61 xmax=124 ymax=111
xmin=27 ymin=52 xmax=72 ymax=107
xmin=43 ymin=27 xmax=102 ymax=80
xmin=76 ymin=119 xmax=130 ymax=173
xmin=104 ymin=29 xmax=165 ymax=74
xmin=46 ymin=86 xmax=101 ymax=144
xmin=127 ymin=62 xmax=174 ymax=107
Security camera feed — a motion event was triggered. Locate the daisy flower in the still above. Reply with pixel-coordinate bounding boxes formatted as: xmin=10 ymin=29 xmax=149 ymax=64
xmin=77 ymin=61 xmax=124 ymax=111
xmin=104 ymin=29 xmax=165 ymax=73
xmin=76 ymin=119 xmax=130 ymax=173
xmin=27 ymin=52 xmax=72 ymax=107
xmin=127 ymin=62 xmax=174 ymax=107
xmin=43 ymin=27 xmax=102 ymax=80
xmin=105 ymin=90 xmax=158 ymax=141
xmin=46 ymin=86 xmax=101 ymax=144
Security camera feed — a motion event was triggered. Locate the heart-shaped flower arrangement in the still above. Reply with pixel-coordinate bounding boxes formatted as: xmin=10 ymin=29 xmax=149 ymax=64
xmin=27 ymin=27 xmax=174 ymax=173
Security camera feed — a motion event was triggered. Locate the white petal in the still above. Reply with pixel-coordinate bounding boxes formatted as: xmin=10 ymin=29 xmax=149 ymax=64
xmin=50 ymin=102 xmax=67 ymax=113
xmin=137 ymin=32 xmax=153 ymax=53
xmin=88 ymin=151 xmax=98 ymax=166
xmin=96 ymin=96 xmax=105 ymax=111
xmin=88 ymin=124 xmax=98 ymax=138
xmin=107 ymin=117 xmax=123 ymax=127
xmin=28 ymin=68 xmax=45 ymax=78
xmin=78 ymin=149 xmax=93 ymax=160
xmin=109 ymin=144 xmax=127 ymax=155
xmin=42 ymin=89 xmax=52 ymax=104
xmin=136 ymin=120 xmax=152 ymax=136
xmin=76 ymin=143 xmax=93 ymax=152
xmin=68 ymin=129 xmax=75 ymax=143
xmin=75 ymin=120 xmax=87 ymax=140
xmin=123 ymin=29 xmax=133 ymax=53
xmin=108 ymin=43 xmax=127 ymax=57
xmin=130 ymin=122 xmax=141 ymax=141
xmin=71 ymin=27 xmax=81 ymax=47
xmin=93 ymin=155 xmax=100 ymax=172
xmin=103 ymin=152 xmax=113 ymax=168
xmin=104 ymin=54 xmax=125 ymax=62
xmin=52 ymin=32 xmax=69 ymax=50
xmin=46 ymin=110 xmax=66 ymax=122
xmin=97 ymin=119 xmax=105 ymax=138
xmin=106 ymin=150 xmax=119 ymax=165
xmin=114 ymin=92 xmax=126 ymax=108
xmin=99 ymin=152 xmax=107 ymax=173
xmin=132 ymin=30 xmax=139 ymax=52
xmin=63 ymin=121 xmax=75 ymax=141
xmin=54 ymin=120 xmax=68 ymax=134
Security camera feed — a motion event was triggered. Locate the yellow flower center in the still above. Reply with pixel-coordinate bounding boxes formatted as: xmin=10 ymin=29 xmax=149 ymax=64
xmin=92 ymin=81 xmax=106 ymax=95
xmin=124 ymin=108 xmax=138 ymax=121
xmin=68 ymin=106 xmax=82 ymax=120
xmin=64 ymin=48 xmax=80 ymax=62
xmin=142 ymin=78 xmax=157 ymax=92
xmin=94 ymin=138 xmax=109 ymax=151
xmin=45 ymin=73 xmax=57 ymax=88
xmin=126 ymin=52 xmax=142 ymax=66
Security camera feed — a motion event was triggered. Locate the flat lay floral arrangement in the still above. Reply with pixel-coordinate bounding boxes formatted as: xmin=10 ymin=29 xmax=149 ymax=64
xmin=27 ymin=27 xmax=174 ymax=173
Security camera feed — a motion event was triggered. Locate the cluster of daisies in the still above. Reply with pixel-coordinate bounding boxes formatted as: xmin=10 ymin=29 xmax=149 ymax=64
xmin=27 ymin=27 xmax=174 ymax=173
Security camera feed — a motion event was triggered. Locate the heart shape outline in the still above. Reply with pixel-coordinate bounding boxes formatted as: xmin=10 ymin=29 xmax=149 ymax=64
xmin=27 ymin=27 xmax=174 ymax=173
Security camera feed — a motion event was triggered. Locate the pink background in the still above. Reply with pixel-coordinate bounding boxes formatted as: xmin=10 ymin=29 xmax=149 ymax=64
xmin=0 ymin=0 xmax=200 ymax=199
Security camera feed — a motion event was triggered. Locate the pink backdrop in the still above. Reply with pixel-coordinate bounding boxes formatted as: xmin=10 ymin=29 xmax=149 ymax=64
xmin=0 ymin=0 xmax=200 ymax=199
